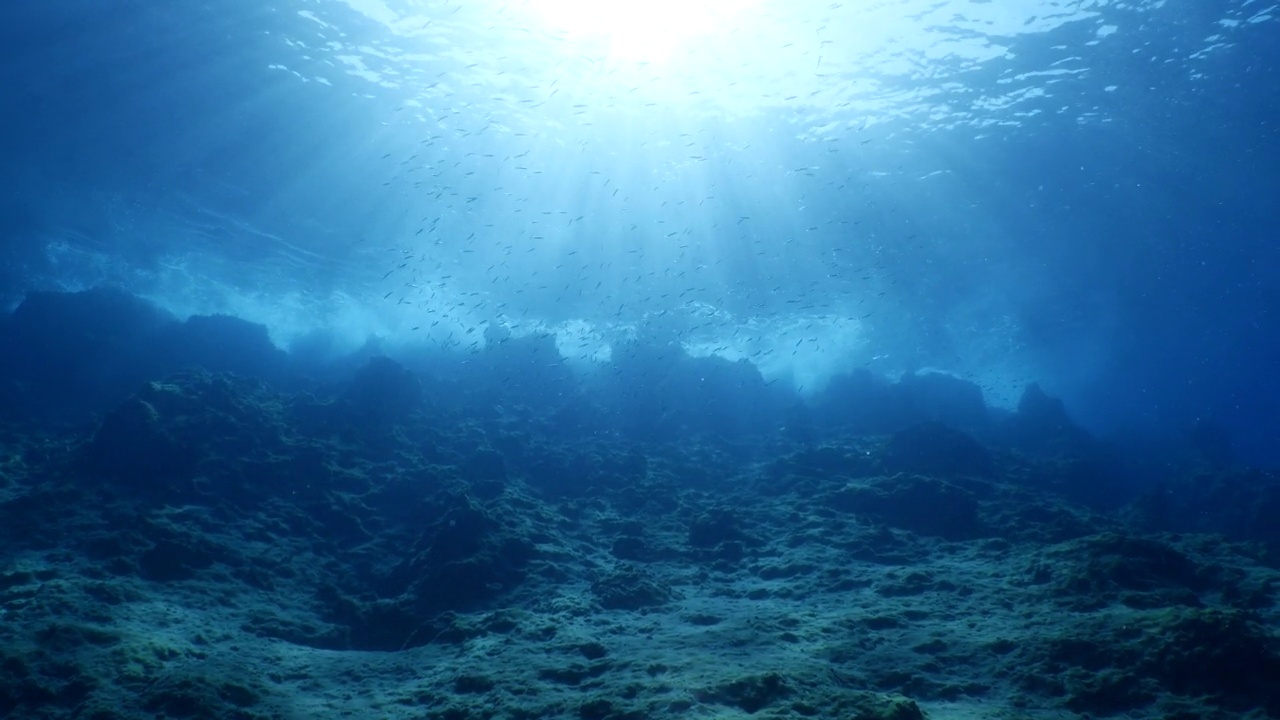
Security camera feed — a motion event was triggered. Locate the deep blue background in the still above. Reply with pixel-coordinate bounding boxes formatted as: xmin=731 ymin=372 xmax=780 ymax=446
xmin=0 ymin=0 xmax=1276 ymax=464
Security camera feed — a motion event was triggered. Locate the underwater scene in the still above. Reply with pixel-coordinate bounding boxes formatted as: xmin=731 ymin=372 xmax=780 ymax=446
xmin=1 ymin=0 xmax=1278 ymax=718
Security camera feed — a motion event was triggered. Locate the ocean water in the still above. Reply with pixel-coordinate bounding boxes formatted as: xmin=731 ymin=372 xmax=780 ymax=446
xmin=0 ymin=1 xmax=1278 ymax=719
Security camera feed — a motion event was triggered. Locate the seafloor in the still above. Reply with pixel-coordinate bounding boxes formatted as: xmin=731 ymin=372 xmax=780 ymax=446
xmin=1 ymin=288 xmax=1277 ymax=720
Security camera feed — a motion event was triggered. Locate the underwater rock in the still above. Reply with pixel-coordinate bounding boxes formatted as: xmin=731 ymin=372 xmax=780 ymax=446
xmin=780 ymin=444 xmax=878 ymax=480
xmin=82 ymin=385 xmax=201 ymax=494
xmin=812 ymin=368 xmax=897 ymax=431
xmin=0 ymin=287 xmax=174 ymax=416
xmin=463 ymin=331 xmax=578 ymax=411
xmin=883 ymin=421 xmax=995 ymax=478
xmin=610 ymin=535 xmax=648 ymax=561
xmin=1017 ymin=383 xmax=1073 ymax=431
xmin=590 ymin=567 xmax=676 ymax=610
xmin=161 ymin=313 xmax=289 ymax=383
xmin=0 ymin=290 xmax=294 ymax=426
xmin=831 ymin=474 xmax=983 ymax=540
xmin=602 ymin=342 xmax=784 ymax=441
xmin=463 ymin=447 xmax=508 ymax=483
xmin=996 ymin=383 xmax=1096 ymax=455
xmin=1032 ymin=532 xmax=1209 ymax=611
xmin=688 ymin=509 xmax=755 ymax=550
xmin=896 ymin=370 xmax=990 ymax=432
xmin=137 ymin=536 xmax=217 ymax=583
xmin=1129 ymin=467 xmax=1280 ymax=557
xmin=374 ymin=493 xmax=535 ymax=641
xmin=80 ymin=371 xmax=294 ymax=504
xmin=814 ymin=370 xmax=988 ymax=435
xmin=342 ymin=355 xmax=425 ymax=423
xmin=695 ymin=672 xmax=793 ymax=714
xmin=1025 ymin=606 xmax=1280 ymax=716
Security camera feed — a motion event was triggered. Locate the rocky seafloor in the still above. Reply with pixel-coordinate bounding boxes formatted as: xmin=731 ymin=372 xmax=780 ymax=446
xmin=1 ymin=287 xmax=1278 ymax=720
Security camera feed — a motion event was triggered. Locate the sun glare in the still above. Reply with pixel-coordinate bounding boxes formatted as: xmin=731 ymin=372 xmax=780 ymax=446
xmin=527 ymin=0 xmax=752 ymax=63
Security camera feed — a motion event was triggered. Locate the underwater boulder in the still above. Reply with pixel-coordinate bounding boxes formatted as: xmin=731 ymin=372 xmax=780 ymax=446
xmin=830 ymin=474 xmax=983 ymax=540
xmin=896 ymin=370 xmax=989 ymax=432
xmin=883 ymin=421 xmax=995 ymax=478
xmin=0 ymin=287 xmax=175 ymax=416
xmin=375 ymin=492 xmax=535 ymax=632
xmin=812 ymin=368 xmax=899 ymax=432
xmin=160 ymin=313 xmax=289 ymax=383
xmin=996 ymin=383 xmax=1095 ymax=454
xmin=81 ymin=383 xmax=202 ymax=495
xmin=342 ymin=355 xmax=426 ymax=423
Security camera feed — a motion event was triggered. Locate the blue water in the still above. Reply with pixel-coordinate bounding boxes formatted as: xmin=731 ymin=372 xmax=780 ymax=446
xmin=4 ymin=4 xmax=1280 ymax=719
xmin=1 ymin=0 xmax=1277 ymax=461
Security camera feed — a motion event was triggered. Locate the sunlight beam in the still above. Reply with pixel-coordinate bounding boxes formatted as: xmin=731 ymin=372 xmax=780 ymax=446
xmin=525 ymin=0 xmax=755 ymax=63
